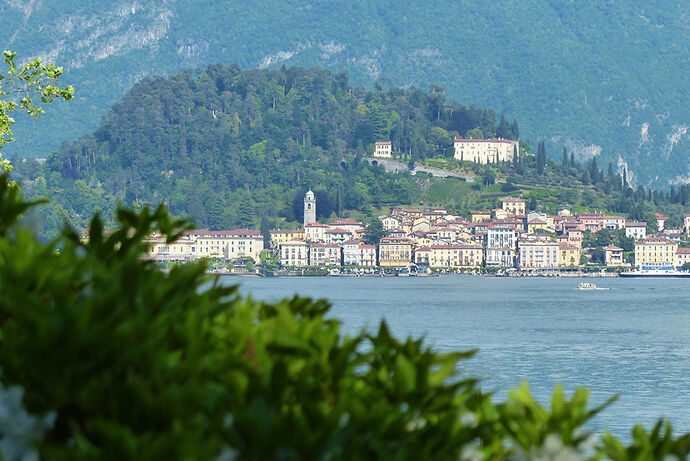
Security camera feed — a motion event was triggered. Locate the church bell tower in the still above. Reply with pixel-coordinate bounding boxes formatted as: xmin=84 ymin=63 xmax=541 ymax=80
xmin=304 ymin=189 xmax=316 ymax=226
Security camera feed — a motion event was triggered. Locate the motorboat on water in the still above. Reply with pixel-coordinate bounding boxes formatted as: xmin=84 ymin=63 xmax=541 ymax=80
xmin=578 ymin=282 xmax=598 ymax=290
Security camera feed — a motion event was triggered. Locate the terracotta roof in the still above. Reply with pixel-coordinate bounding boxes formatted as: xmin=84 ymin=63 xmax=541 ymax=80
xmin=188 ymin=229 xmax=261 ymax=237
xmin=625 ymin=221 xmax=646 ymax=227
xmin=305 ymin=222 xmax=328 ymax=228
xmin=636 ymin=237 xmax=676 ymax=245
xmin=604 ymin=245 xmax=623 ymax=251
xmin=677 ymin=248 xmax=690 ymax=254
xmin=501 ymin=197 xmax=526 ymax=203
xmin=326 ymin=228 xmax=350 ymax=234
xmin=454 ymin=138 xmax=516 ymax=143
xmin=655 ymin=212 xmax=669 ymax=220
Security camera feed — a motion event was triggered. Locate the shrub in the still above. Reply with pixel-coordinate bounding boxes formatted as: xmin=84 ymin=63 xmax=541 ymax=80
xmin=0 ymin=173 xmax=688 ymax=460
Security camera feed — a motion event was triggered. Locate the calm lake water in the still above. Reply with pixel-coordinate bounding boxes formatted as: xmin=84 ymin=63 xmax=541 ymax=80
xmin=229 ymin=275 xmax=690 ymax=438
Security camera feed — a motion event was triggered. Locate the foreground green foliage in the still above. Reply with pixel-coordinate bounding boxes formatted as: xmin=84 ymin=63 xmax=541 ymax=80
xmin=1 ymin=176 xmax=689 ymax=459
xmin=0 ymin=50 xmax=73 ymax=149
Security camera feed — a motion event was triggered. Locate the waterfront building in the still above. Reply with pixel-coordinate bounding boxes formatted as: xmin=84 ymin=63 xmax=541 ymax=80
xmin=378 ymin=237 xmax=413 ymax=267
xmin=558 ymin=243 xmax=581 ymax=267
xmin=604 ymin=244 xmax=624 ymax=266
xmin=487 ymin=225 xmax=517 ymax=249
xmin=309 ymin=244 xmax=342 ymax=266
xmin=676 ymin=247 xmax=690 ymax=268
xmin=625 ymin=221 xmax=647 ymax=240
xmin=304 ymin=189 xmax=316 ymax=226
xmin=414 ymin=244 xmax=483 ymax=268
xmin=270 ymin=229 xmax=305 ymax=247
xmin=144 ymin=236 xmax=194 ymax=263
xmin=634 ymin=237 xmax=678 ymax=270
xmin=501 ymin=197 xmax=526 ymax=215
xmin=187 ymin=229 xmax=264 ymax=262
xmin=342 ymin=240 xmax=376 ymax=266
xmin=453 ymin=138 xmax=517 ymax=164
xmin=279 ymin=240 xmax=309 ymax=267
xmin=373 ymin=141 xmax=392 ymax=158
xmin=485 ymin=247 xmax=515 ymax=267
xmin=566 ymin=230 xmax=583 ymax=248
xmin=655 ymin=213 xmax=668 ymax=232
xmin=305 ymin=222 xmax=328 ymax=242
xmin=517 ymin=237 xmax=559 ymax=270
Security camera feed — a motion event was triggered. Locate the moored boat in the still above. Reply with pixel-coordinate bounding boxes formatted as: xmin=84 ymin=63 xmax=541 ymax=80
xmin=620 ymin=269 xmax=690 ymax=278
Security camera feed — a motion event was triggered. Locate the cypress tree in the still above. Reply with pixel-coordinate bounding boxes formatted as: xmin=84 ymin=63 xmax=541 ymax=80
xmin=562 ymin=147 xmax=568 ymax=173
xmin=570 ymin=152 xmax=575 ymax=168
xmin=536 ymin=141 xmax=546 ymax=175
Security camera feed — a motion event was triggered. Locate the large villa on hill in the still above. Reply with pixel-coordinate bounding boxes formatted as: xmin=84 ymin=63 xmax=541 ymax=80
xmin=453 ymin=138 xmax=517 ymax=164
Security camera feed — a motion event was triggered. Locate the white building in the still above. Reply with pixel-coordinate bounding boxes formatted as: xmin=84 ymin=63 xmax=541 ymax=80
xmin=684 ymin=214 xmax=690 ymax=234
xmin=453 ymin=138 xmax=517 ymax=164
xmin=518 ymin=237 xmax=559 ymax=270
xmin=486 ymin=225 xmax=517 ymax=250
xmin=486 ymin=247 xmax=515 ymax=268
xmin=309 ymin=244 xmax=341 ymax=266
xmin=342 ymin=240 xmax=376 ymax=266
xmin=625 ymin=221 xmax=647 ymax=241
xmin=305 ymin=222 xmax=328 ymax=242
xmin=279 ymin=240 xmax=309 ymax=267
xmin=373 ymin=141 xmax=392 ymax=158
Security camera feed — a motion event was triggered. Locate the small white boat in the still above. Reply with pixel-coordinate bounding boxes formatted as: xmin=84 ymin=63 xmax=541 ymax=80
xmin=578 ymin=282 xmax=598 ymax=290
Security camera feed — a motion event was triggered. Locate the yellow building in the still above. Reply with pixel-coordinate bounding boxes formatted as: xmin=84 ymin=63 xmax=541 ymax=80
xmin=558 ymin=243 xmax=581 ymax=267
xmin=675 ymin=247 xmax=690 ymax=268
xmin=415 ymin=244 xmax=483 ymax=268
xmin=527 ymin=219 xmax=549 ymax=234
xmin=378 ymin=237 xmax=413 ymax=267
xmin=270 ymin=229 xmax=305 ymax=247
xmin=186 ymin=229 xmax=264 ymax=262
xmin=144 ymin=236 xmax=194 ymax=263
xmin=501 ymin=197 xmax=526 ymax=215
xmin=634 ymin=237 xmax=678 ymax=270
xmin=470 ymin=211 xmax=491 ymax=223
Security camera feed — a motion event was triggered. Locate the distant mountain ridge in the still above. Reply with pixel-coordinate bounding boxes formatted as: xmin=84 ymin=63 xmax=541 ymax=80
xmin=2 ymin=0 xmax=689 ymax=186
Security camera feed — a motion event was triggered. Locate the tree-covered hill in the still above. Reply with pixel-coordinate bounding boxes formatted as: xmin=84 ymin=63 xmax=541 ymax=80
xmin=2 ymin=0 xmax=689 ymax=187
xmin=14 ymin=65 xmax=516 ymax=236
xmin=13 ymin=64 xmax=690 ymax=239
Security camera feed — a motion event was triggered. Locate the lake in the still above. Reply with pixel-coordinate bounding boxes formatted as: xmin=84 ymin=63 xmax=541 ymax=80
xmin=229 ymin=275 xmax=690 ymax=438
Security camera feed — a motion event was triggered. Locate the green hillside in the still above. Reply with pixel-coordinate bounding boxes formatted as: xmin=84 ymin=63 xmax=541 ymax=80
xmin=12 ymin=65 xmax=690 ymax=239
xmin=2 ymin=0 xmax=689 ymax=186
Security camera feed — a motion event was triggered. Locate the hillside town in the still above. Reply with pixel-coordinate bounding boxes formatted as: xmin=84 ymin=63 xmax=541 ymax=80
xmin=145 ymin=190 xmax=690 ymax=275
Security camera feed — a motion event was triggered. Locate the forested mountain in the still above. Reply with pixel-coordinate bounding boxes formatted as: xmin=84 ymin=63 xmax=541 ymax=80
xmin=14 ymin=65 xmax=516 ymax=236
xmin=2 ymin=0 xmax=689 ymax=186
